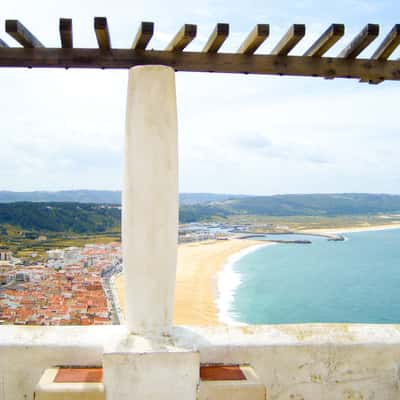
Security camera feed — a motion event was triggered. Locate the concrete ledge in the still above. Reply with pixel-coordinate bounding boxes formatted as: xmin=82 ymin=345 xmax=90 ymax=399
xmin=2 ymin=324 xmax=400 ymax=348
xmin=103 ymin=349 xmax=199 ymax=400
xmin=2 ymin=324 xmax=400 ymax=399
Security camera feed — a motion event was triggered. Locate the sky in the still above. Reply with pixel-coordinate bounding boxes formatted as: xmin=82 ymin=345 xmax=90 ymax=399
xmin=0 ymin=0 xmax=400 ymax=195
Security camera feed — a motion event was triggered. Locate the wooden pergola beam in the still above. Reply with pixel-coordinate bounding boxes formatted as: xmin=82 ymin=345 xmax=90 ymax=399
xmin=0 ymin=48 xmax=398 ymax=82
xmin=202 ymin=23 xmax=229 ymax=53
xmin=371 ymin=24 xmax=400 ymax=60
xmin=165 ymin=24 xmax=197 ymax=51
xmin=59 ymin=18 xmax=73 ymax=49
xmin=238 ymin=24 xmax=269 ymax=55
xmin=339 ymin=23 xmax=379 ymax=58
xmin=0 ymin=38 xmax=8 ymax=48
xmin=304 ymin=24 xmax=345 ymax=57
xmin=5 ymin=20 xmax=44 ymax=48
xmin=94 ymin=17 xmax=111 ymax=50
xmin=271 ymin=24 xmax=305 ymax=55
xmin=132 ymin=21 xmax=154 ymax=50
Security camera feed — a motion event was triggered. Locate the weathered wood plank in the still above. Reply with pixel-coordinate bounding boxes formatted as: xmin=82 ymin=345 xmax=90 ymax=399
xmin=5 ymin=20 xmax=44 ymax=48
xmin=238 ymin=24 xmax=269 ymax=55
xmin=94 ymin=17 xmax=111 ymax=50
xmin=59 ymin=18 xmax=73 ymax=49
xmin=0 ymin=38 xmax=8 ymax=48
xmin=203 ymin=23 xmax=229 ymax=53
xmin=304 ymin=24 xmax=344 ymax=57
xmin=0 ymin=48 xmax=398 ymax=82
xmin=371 ymin=24 xmax=400 ymax=60
xmin=271 ymin=24 xmax=305 ymax=55
xmin=339 ymin=23 xmax=379 ymax=58
xmin=166 ymin=24 xmax=197 ymax=51
xmin=132 ymin=21 xmax=154 ymax=50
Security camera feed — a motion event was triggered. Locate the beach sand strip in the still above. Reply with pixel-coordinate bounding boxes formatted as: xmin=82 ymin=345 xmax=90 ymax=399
xmin=114 ymin=239 xmax=263 ymax=326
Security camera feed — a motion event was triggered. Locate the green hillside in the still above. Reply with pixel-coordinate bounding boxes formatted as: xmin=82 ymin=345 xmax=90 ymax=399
xmin=2 ymin=194 xmax=400 ymax=229
xmin=0 ymin=202 xmax=120 ymax=233
xmin=179 ymin=193 xmax=400 ymax=222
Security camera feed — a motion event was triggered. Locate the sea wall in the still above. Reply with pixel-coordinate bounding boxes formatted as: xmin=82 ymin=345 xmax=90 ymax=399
xmin=1 ymin=324 xmax=400 ymax=399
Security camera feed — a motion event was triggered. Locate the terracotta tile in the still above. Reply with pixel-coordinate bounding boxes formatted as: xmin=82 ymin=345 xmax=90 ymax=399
xmin=200 ymin=365 xmax=246 ymax=381
xmin=54 ymin=368 xmax=103 ymax=383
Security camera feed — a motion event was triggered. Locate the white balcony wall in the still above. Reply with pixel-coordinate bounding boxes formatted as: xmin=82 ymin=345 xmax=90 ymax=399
xmin=2 ymin=325 xmax=400 ymax=399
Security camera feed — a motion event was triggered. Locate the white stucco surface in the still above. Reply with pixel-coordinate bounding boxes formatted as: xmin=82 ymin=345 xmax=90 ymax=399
xmin=2 ymin=324 xmax=400 ymax=399
xmin=123 ymin=65 xmax=179 ymax=335
xmin=0 ymin=326 xmax=122 ymax=400
xmin=104 ymin=350 xmax=199 ymax=400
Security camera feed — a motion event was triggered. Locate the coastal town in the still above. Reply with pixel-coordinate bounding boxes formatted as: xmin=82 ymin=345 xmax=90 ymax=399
xmin=0 ymin=242 xmax=122 ymax=325
xmin=0 ymin=222 xmax=344 ymax=326
xmin=0 ymin=222 xmax=250 ymax=325
xmin=0 ymin=223 xmax=228 ymax=325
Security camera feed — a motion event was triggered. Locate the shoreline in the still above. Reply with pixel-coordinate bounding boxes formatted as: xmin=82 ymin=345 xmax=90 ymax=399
xmin=216 ymin=242 xmax=272 ymax=326
xmin=214 ymin=223 xmax=400 ymax=326
xmin=173 ymin=239 xmax=267 ymax=326
xmin=114 ymin=238 xmax=265 ymax=327
xmin=114 ymin=222 xmax=400 ymax=327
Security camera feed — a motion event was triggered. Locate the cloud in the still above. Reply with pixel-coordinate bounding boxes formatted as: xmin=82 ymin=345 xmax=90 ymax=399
xmin=0 ymin=0 xmax=400 ymax=194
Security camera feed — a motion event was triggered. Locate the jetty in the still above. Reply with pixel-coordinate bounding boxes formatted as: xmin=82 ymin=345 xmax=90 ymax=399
xmin=238 ymin=231 xmax=344 ymax=243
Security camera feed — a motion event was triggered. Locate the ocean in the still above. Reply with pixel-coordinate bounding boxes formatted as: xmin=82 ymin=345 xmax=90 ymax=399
xmin=218 ymin=228 xmax=400 ymax=325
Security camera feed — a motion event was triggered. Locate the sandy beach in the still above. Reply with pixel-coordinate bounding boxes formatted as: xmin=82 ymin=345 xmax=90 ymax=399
xmin=114 ymin=239 xmax=264 ymax=326
xmin=114 ymin=222 xmax=400 ymax=327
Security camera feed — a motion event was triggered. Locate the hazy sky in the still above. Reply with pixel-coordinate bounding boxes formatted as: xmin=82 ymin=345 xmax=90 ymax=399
xmin=0 ymin=0 xmax=399 ymax=195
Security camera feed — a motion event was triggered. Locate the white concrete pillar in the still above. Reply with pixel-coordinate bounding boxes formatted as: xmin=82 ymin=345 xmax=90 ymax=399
xmin=123 ymin=65 xmax=179 ymax=335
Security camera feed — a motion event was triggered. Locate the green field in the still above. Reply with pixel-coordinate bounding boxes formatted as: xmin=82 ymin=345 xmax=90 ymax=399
xmin=0 ymin=224 xmax=120 ymax=262
xmin=224 ymin=214 xmax=400 ymax=230
xmin=3 ymin=213 xmax=400 ymax=263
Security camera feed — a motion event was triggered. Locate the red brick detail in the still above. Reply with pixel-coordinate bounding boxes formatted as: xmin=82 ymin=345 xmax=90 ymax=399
xmin=54 ymin=368 xmax=103 ymax=383
xmin=200 ymin=365 xmax=246 ymax=381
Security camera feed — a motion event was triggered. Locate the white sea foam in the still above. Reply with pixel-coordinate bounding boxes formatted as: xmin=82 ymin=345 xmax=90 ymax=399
xmin=216 ymin=243 xmax=273 ymax=325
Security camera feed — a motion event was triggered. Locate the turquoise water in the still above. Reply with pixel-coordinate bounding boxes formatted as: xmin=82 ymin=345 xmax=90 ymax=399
xmin=229 ymin=229 xmax=400 ymax=324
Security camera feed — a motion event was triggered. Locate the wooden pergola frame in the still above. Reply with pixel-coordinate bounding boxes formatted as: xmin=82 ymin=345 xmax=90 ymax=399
xmin=0 ymin=18 xmax=400 ymax=83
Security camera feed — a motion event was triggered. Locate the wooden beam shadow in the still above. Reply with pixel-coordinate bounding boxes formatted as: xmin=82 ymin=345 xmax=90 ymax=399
xmin=94 ymin=17 xmax=111 ymax=51
xmin=203 ymin=23 xmax=229 ymax=53
xmin=304 ymin=23 xmax=344 ymax=57
xmin=372 ymin=24 xmax=400 ymax=60
xmin=132 ymin=21 xmax=154 ymax=50
xmin=166 ymin=24 xmax=197 ymax=51
xmin=59 ymin=18 xmax=73 ymax=49
xmin=271 ymin=24 xmax=305 ymax=56
xmin=5 ymin=20 xmax=44 ymax=48
xmin=339 ymin=23 xmax=379 ymax=58
xmin=238 ymin=24 xmax=269 ymax=55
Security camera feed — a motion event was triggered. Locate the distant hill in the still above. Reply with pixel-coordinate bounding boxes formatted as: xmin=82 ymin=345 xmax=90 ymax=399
xmin=0 ymin=190 xmax=121 ymax=204
xmin=179 ymin=193 xmax=249 ymax=205
xmin=0 ymin=190 xmax=247 ymax=205
xmin=179 ymin=193 xmax=400 ymax=222
xmin=227 ymin=193 xmax=400 ymax=216
xmin=2 ymin=193 xmax=400 ymax=231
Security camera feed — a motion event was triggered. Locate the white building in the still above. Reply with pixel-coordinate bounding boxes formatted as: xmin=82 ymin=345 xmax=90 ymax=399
xmin=0 ymin=250 xmax=12 ymax=261
xmin=63 ymin=247 xmax=82 ymax=266
xmin=46 ymin=249 xmax=64 ymax=260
